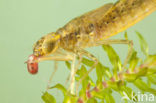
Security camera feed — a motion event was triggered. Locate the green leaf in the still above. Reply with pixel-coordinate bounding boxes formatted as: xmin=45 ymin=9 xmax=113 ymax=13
xmin=96 ymin=63 xmax=104 ymax=83
xmin=124 ymin=67 xmax=148 ymax=82
xmin=42 ymin=92 xmax=56 ymax=103
xmin=136 ymin=31 xmax=149 ymax=56
xmin=137 ymin=67 xmax=148 ymax=76
xmin=128 ymin=49 xmax=139 ymax=71
xmin=119 ymin=86 xmax=138 ymax=102
xmin=92 ymin=91 xmax=105 ymax=99
xmin=104 ymin=92 xmax=115 ymax=103
xmin=147 ymin=68 xmax=156 ymax=75
xmin=50 ymin=84 xmax=77 ymax=103
xmin=82 ymin=57 xmax=94 ymax=67
xmin=92 ymin=88 xmax=113 ymax=101
xmin=124 ymin=31 xmax=128 ymax=40
xmin=63 ymin=95 xmax=77 ymax=103
xmin=134 ymin=78 xmax=156 ymax=95
xmin=79 ymin=65 xmax=90 ymax=89
xmin=50 ymin=84 xmax=67 ymax=96
xmin=124 ymin=73 xmax=137 ymax=82
xmin=143 ymin=55 xmax=156 ymax=74
xmin=102 ymin=45 xmax=122 ymax=76
xmin=96 ymin=63 xmax=112 ymax=84
xmin=148 ymin=74 xmax=156 ymax=84
xmin=77 ymin=65 xmax=95 ymax=98
xmin=65 ymin=61 xmax=71 ymax=70
xmin=107 ymin=81 xmax=119 ymax=91
xmin=144 ymin=55 xmax=156 ymax=66
xmin=87 ymin=98 xmax=98 ymax=103
xmin=95 ymin=89 xmax=115 ymax=103
xmin=102 ymin=66 xmax=112 ymax=79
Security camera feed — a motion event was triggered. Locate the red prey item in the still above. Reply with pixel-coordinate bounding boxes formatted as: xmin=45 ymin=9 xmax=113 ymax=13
xmin=26 ymin=54 xmax=38 ymax=74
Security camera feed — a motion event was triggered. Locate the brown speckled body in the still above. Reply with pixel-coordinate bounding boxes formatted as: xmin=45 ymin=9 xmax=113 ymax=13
xmin=56 ymin=0 xmax=156 ymax=52
xmin=33 ymin=0 xmax=156 ymax=57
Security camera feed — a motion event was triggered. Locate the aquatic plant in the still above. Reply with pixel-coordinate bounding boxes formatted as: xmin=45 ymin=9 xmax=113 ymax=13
xmin=42 ymin=32 xmax=156 ymax=103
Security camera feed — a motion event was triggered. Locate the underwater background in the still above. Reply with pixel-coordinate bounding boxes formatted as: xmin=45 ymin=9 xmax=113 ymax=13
xmin=0 ymin=0 xmax=156 ymax=103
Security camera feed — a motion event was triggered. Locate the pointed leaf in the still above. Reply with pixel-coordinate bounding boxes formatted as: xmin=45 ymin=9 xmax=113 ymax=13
xmin=79 ymin=65 xmax=90 ymax=89
xmin=50 ymin=84 xmax=67 ymax=96
xmin=128 ymin=49 xmax=139 ymax=71
xmin=143 ymin=55 xmax=156 ymax=74
xmin=96 ymin=63 xmax=112 ymax=83
xmin=96 ymin=63 xmax=104 ymax=83
xmin=136 ymin=31 xmax=149 ymax=56
xmin=148 ymin=74 xmax=156 ymax=84
xmin=124 ymin=67 xmax=148 ymax=82
xmin=124 ymin=73 xmax=137 ymax=82
xmin=119 ymin=86 xmax=138 ymax=102
xmin=124 ymin=31 xmax=128 ymax=40
xmin=102 ymin=45 xmax=121 ymax=68
xmin=42 ymin=92 xmax=56 ymax=103
xmin=134 ymin=78 xmax=156 ymax=95
xmin=65 ymin=61 xmax=71 ymax=70
xmin=77 ymin=65 xmax=95 ymax=98
xmin=144 ymin=55 xmax=156 ymax=67
xmin=82 ymin=58 xmax=94 ymax=67
xmin=102 ymin=45 xmax=122 ymax=76
xmin=91 ymin=91 xmax=105 ymax=99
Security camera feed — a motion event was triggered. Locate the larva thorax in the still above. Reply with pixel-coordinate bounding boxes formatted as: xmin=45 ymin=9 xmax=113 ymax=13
xmin=56 ymin=17 xmax=97 ymax=52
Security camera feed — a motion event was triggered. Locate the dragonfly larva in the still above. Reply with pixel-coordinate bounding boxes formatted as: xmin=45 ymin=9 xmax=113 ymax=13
xmin=26 ymin=0 xmax=156 ymax=93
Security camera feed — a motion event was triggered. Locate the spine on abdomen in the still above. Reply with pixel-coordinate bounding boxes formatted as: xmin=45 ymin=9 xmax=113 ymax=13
xmin=97 ymin=0 xmax=156 ymax=40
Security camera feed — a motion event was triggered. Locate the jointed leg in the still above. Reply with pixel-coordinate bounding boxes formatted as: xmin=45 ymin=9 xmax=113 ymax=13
xmin=71 ymin=54 xmax=83 ymax=83
xmin=96 ymin=39 xmax=133 ymax=70
xmin=46 ymin=61 xmax=58 ymax=91
xmin=37 ymin=54 xmax=73 ymax=62
xmin=36 ymin=54 xmax=74 ymax=91
xmin=75 ymin=39 xmax=133 ymax=94
xmin=67 ymin=54 xmax=83 ymax=94
xmin=75 ymin=48 xmax=98 ymax=95
xmin=69 ymin=54 xmax=76 ymax=94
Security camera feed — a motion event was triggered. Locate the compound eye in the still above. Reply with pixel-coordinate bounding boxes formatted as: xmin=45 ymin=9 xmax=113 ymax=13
xmin=45 ymin=41 xmax=55 ymax=53
xmin=43 ymin=41 xmax=57 ymax=54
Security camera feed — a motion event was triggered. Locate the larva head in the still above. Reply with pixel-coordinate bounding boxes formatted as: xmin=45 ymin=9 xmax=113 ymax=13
xmin=33 ymin=32 xmax=60 ymax=57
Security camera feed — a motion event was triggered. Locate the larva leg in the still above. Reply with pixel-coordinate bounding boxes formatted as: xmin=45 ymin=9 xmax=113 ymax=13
xmin=95 ymin=39 xmax=133 ymax=70
xmin=75 ymin=39 xmax=133 ymax=95
xmin=36 ymin=54 xmax=74 ymax=91
xmin=46 ymin=61 xmax=58 ymax=91
xmin=69 ymin=54 xmax=76 ymax=94
xmin=68 ymin=54 xmax=83 ymax=94
xmin=37 ymin=54 xmax=73 ymax=62
xmin=75 ymin=48 xmax=98 ymax=95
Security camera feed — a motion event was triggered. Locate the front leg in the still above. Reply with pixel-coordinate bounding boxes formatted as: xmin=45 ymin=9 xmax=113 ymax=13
xmin=46 ymin=61 xmax=58 ymax=91
xmin=35 ymin=54 xmax=74 ymax=92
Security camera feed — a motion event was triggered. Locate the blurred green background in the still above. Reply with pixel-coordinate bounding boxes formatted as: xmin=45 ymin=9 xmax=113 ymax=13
xmin=0 ymin=0 xmax=156 ymax=103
